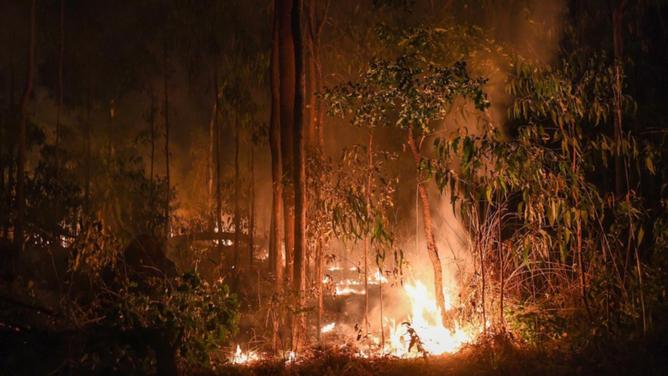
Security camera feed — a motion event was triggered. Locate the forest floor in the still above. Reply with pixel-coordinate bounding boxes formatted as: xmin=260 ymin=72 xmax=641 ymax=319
xmin=203 ymin=335 xmax=668 ymax=376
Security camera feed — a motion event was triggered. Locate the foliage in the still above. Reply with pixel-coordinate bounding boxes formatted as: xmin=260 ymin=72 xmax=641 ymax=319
xmin=99 ymin=273 xmax=239 ymax=368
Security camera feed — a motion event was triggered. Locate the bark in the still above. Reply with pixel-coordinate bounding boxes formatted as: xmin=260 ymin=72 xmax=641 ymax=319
xmin=269 ymin=4 xmax=284 ymax=277
xmin=278 ymin=0 xmax=296 ymax=290
xmin=234 ymin=114 xmax=241 ymax=270
xmin=315 ymin=238 xmax=323 ymax=342
xmin=214 ymin=71 xmax=223 ymax=240
xmin=307 ymin=0 xmax=329 ymax=147
xmin=291 ymin=0 xmax=307 ymax=352
xmin=207 ymin=68 xmax=217 ymax=228
xmin=163 ymin=44 xmax=171 ymax=240
xmin=498 ymin=204 xmax=504 ymax=328
xmin=363 ymin=132 xmax=373 ymax=334
xmin=406 ymin=128 xmax=451 ymax=329
xmin=269 ymin=1 xmax=285 ymax=354
xmin=149 ymin=90 xmax=156 ymax=209
xmin=2 ymin=65 xmax=15 ymax=239
xmin=15 ymin=0 xmax=37 ymax=253
xmin=55 ymin=0 xmax=64 ymax=171
xmin=248 ymin=146 xmax=255 ymax=268
xmin=84 ymin=93 xmax=91 ymax=220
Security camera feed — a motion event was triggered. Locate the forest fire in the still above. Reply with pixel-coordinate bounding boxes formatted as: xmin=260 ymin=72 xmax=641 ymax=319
xmin=384 ymin=281 xmax=479 ymax=357
xmin=230 ymin=345 xmax=260 ymax=365
xmin=2 ymin=0 xmax=665 ymax=374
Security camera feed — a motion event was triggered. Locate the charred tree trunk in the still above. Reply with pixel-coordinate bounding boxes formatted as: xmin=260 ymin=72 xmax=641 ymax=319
xmin=407 ymin=128 xmax=451 ymax=329
xmin=269 ymin=0 xmax=285 ymax=353
xmin=15 ymin=0 xmax=37 ymax=254
xmin=291 ymin=0 xmax=307 ymax=352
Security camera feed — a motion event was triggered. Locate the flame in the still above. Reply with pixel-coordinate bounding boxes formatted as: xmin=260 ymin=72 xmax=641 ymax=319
xmin=285 ymin=351 xmax=297 ymax=363
xmin=383 ymin=281 xmax=479 ymax=357
xmin=321 ymin=322 xmax=336 ymax=333
xmin=230 ymin=345 xmax=260 ymax=364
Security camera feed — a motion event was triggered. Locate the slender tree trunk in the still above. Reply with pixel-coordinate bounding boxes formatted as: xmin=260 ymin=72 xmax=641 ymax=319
xmin=291 ymin=0 xmax=307 ymax=352
xmin=278 ymin=0 xmax=296 ymax=293
xmin=15 ymin=0 xmax=37 ymax=254
xmin=270 ymin=0 xmax=285 ymax=353
xmin=498 ymin=203 xmax=504 ymax=328
xmin=234 ymin=114 xmax=241 ymax=270
xmin=84 ymin=92 xmax=91 ymax=221
xmin=207 ymin=68 xmax=217 ymax=228
xmin=406 ymin=128 xmax=451 ymax=329
xmin=248 ymin=143 xmax=255 ymax=268
xmin=363 ymin=132 xmax=373 ymax=334
xmin=163 ymin=44 xmax=171 ymax=240
xmin=315 ymin=238 xmax=323 ymax=342
xmin=214 ymin=74 xmax=223 ymax=241
xmin=149 ymin=90 xmax=156 ymax=209
xmin=2 ymin=64 xmax=15 ymax=239
xmin=55 ymin=0 xmax=64 ymax=172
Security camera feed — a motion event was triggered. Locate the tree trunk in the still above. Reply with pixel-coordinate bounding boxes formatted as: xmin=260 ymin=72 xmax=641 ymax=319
xmin=2 ymin=64 xmax=15 ymax=239
xmin=234 ymin=114 xmax=241 ymax=270
xmin=163 ymin=44 xmax=171 ymax=240
xmin=14 ymin=0 xmax=37 ymax=254
xmin=214 ymin=73 xmax=223 ymax=243
xmin=278 ymin=0 xmax=296 ymax=292
xmin=55 ymin=0 xmax=64 ymax=172
xmin=248 ymin=143 xmax=255 ymax=268
xmin=84 ymin=92 xmax=91 ymax=221
xmin=363 ymin=132 xmax=373 ymax=334
xmin=406 ymin=128 xmax=451 ymax=329
xmin=207 ymin=67 xmax=218 ymax=229
xmin=270 ymin=0 xmax=285 ymax=353
xmin=291 ymin=0 xmax=307 ymax=352
xmin=498 ymin=203 xmax=504 ymax=328
xmin=149 ymin=90 xmax=156 ymax=210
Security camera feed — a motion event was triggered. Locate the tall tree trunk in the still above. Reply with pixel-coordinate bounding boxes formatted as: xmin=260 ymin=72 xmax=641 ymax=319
xmin=149 ymin=90 xmax=156 ymax=210
xmin=15 ymin=0 xmax=37 ymax=254
xmin=498 ymin=203 xmax=504 ymax=328
xmin=270 ymin=1 xmax=285 ymax=352
xmin=291 ymin=0 xmax=307 ymax=352
xmin=2 ymin=64 xmax=15 ymax=239
xmin=363 ymin=132 xmax=373 ymax=334
xmin=406 ymin=128 xmax=451 ymax=329
xmin=214 ymin=72 xmax=223 ymax=241
xmin=234 ymin=114 xmax=241 ymax=270
xmin=84 ymin=92 xmax=91 ymax=222
xmin=307 ymin=0 xmax=329 ymax=147
xmin=163 ymin=44 xmax=171 ymax=240
xmin=207 ymin=67 xmax=217 ymax=229
xmin=248 ymin=147 xmax=255 ymax=268
xmin=306 ymin=0 xmax=329 ymax=341
xmin=55 ymin=0 xmax=64 ymax=172
xmin=278 ymin=0 xmax=296 ymax=292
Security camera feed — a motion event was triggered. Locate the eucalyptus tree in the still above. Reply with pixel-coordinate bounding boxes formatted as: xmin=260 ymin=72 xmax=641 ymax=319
xmin=325 ymin=27 xmax=489 ymax=328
